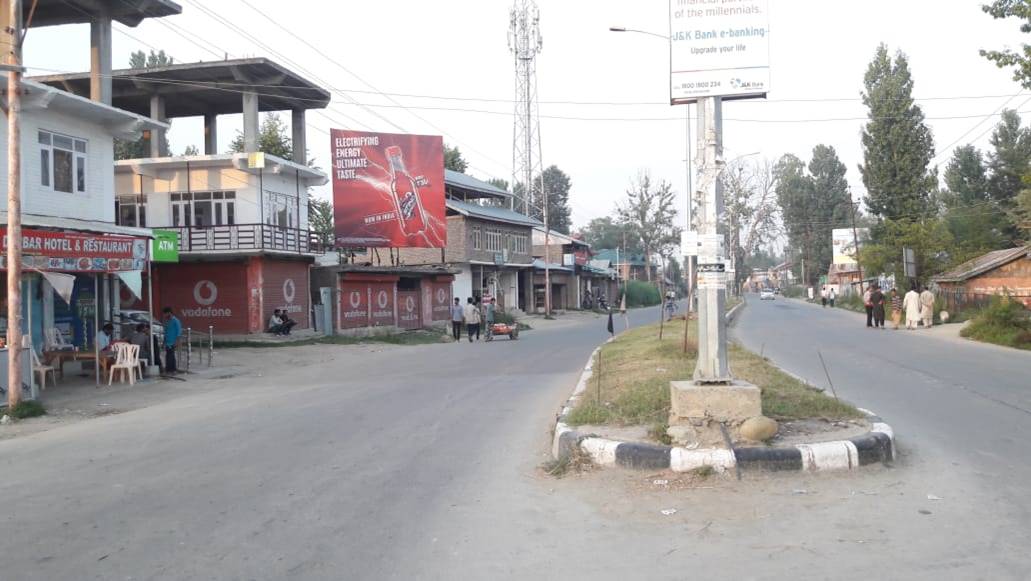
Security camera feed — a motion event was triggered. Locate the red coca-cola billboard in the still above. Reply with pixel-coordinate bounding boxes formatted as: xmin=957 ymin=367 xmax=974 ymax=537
xmin=331 ymin=130 xmax=446 ymax=248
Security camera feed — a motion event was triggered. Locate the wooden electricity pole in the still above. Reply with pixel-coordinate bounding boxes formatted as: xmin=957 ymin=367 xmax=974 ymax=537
xmin=5 ymin=0 xmax=24 ymax=409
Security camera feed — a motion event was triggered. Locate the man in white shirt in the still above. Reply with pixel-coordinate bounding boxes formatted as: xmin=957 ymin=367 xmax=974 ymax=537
xmin=268 ymin=311 xmax=285 ymax=335
xmin=96 ymin=323 xmax=114 ymax=351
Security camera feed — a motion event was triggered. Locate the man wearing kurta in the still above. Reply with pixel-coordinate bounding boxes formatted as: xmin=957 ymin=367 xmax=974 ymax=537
xmin=903 ymin=285 xmax=922 ymax=330
xmin=920 ymin=286 xmax=935 ymax=328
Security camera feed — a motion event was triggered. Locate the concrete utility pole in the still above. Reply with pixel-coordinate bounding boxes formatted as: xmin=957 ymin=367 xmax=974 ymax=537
xmin=542 ymin=170 xmax=551 ymax=316
xmin=848 ymin=200 xmax=865 ymax=293
xmin=685 ymin=105 xmax=695 ymax=315
xmin=693 ymin=96 xmax=730 ymax=382
xmin=5 ymin=0 xmax=23 ymax=408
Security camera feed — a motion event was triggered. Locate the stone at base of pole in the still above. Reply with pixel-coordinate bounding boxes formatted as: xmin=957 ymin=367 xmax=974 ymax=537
xmin=668 ymin=379 xmax=762 ymax=447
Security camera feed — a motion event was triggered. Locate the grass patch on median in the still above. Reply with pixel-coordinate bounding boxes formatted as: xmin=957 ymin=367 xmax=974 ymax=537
xmin=564 ymin=317 xmax=861 ymax=428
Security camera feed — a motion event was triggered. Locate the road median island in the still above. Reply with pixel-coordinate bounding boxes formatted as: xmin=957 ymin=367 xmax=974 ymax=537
xmin=550 ymin=310 xmax=895 ymax=476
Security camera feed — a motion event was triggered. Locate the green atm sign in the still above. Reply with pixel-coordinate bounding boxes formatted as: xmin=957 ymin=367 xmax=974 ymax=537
xmin=152 ymin=230 xmax=180 ymax=263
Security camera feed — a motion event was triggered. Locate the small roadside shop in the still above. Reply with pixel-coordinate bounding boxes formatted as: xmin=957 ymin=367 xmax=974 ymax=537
xmin=1 ymin=221 xmax=153 ymax=397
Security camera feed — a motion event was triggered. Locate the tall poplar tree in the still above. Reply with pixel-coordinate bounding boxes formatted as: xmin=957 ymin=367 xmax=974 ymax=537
xmin=859 ymin=44 xmax=937 ymax=221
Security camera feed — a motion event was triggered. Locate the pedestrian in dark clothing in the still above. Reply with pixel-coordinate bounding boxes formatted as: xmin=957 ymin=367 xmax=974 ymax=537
xmin=450 ymin=298 xmax=463 ymax=341
xmin=870 ymin=285 xmax=886 ymax=328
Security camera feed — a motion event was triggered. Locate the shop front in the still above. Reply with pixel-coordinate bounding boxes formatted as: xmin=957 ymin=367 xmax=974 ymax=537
xmin=1 ymin=225 xmax=152 ymax=394
xmin=312 ymin=266 xmax=457 ymax=336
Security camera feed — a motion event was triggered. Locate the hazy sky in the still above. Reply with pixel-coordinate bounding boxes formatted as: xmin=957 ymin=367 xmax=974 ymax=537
xmin=22 ymin=0 xmax=1031 ymax=232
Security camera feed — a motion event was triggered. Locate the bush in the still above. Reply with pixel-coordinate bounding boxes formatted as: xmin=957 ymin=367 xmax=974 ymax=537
xmin=961 ymin=295 xmax=1031 ymax=350
xmin=782 ymin=285 xmax=807 ymax=299
xmin=621 ymin=280 xmax=661 ymax=308
xmin=4 ymin=400 xmax=46 ymax=419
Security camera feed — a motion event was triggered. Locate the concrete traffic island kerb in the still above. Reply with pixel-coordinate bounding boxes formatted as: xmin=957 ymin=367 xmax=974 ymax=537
xmin=552 ymin=339 xmax=896 ymax=475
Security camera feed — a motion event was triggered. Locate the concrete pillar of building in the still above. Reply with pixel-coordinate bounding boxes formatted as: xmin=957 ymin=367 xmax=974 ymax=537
xmin=149 ymin=95 xmax=168 ymax=157
xmin=90 ymin=14 xmax=113 ymax=105
xmin=291 ymin=109 xmax=306 ymax=165
xmin=242 ymin=91 xmax=260 ymax=153
xmin=204 ymin=113 xmax=218 ymax=155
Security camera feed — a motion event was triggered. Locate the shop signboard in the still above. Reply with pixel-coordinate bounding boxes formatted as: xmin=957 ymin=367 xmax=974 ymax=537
xmin=669 ymin=0 xmax=771 ymax=104
xmin=368 ymin=283 xmax=396 ymax=327
xmin=331 ymin=130 xmax=446 ymax=248
xmin=151 ymin=230 xmax=180 ymax=263
xmin=0 ymin=227 xmax=147 ymax=272
xmin=430 ymin=282 xmax=452 ymax=321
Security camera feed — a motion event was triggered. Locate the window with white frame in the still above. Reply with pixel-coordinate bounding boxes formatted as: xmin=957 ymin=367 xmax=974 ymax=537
xmin=39 ymin=131 xmax=87 ymax=194
xmin=264 ymin=191 xmax=297 ymax=228
xmin=472 ymin=227 xmax=482 ymax=250
xmin=510 ymin=233 xmax=528 ymax=255
xmin=485 ymin=227 xmax=503 ymax=252
xmin=170 ymin=191 xmax=236 ymax=227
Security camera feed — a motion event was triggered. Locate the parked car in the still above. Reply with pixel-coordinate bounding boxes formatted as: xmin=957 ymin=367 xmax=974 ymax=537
xmin=759 ymin=289 xmax=775 ymax=301
xmin=115 ymin=310 xmax=164 ymax=336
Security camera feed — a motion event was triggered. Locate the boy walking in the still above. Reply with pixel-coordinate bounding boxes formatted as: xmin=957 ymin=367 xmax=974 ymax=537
xmin=450 ymin=298 xmax=464 ymax=341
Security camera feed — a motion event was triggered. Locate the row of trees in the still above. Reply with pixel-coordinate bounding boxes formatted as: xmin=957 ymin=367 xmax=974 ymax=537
xmin=763 ymin=3 xmax=1031 ymax=290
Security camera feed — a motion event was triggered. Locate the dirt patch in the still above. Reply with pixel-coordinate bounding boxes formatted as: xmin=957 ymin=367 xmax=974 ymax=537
xmin=769 ymin=417 xmax=871 ymax=447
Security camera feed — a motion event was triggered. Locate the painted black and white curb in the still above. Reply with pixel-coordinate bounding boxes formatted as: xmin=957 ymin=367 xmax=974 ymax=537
xmin=553 ymin=343 xmax=895 ymax=474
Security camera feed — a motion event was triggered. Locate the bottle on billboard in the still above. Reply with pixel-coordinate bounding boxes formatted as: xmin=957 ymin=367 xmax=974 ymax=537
xmin=385 ymin=145 xmax=428 ymax=239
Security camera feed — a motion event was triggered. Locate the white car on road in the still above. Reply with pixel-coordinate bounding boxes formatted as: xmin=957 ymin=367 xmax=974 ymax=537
xmin=759 ymin=289 xmax=775 ymax=301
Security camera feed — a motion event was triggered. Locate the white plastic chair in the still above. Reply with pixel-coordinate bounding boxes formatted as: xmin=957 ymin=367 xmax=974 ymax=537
xmin=45 ymin=328 xmax=74 ymax=351
xmin=31 ymin=349 xmax=57 ymax=391
xmin=108 ymin=343 xmax=141 ymax=386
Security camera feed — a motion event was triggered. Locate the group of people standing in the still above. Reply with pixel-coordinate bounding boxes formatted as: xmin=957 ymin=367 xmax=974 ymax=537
xmin=863 ymin=284 xmax=936 ymax=330
xmin=450 ymin=296 xmax=497 ymax=343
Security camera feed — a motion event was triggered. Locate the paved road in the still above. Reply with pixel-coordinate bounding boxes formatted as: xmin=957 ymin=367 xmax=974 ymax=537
xmin=2 ymin=299 xmax=1029 ymax=580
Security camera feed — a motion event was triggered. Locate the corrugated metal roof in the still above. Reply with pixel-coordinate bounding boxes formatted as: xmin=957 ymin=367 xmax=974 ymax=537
xmin=444 ymin=170 xmax=511 ymax=198
xmin=0 ymin=213 xmax=153 ymax=238
xmin=446 ymin=199 xmax=543 ymax=227
xmin=932 ymin=245 xmax=1030 ymax=283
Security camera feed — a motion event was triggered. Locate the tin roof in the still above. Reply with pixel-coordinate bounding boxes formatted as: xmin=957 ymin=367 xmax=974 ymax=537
xmin=444 ymin=170 xmax=511 ymax=200
xmin=446 ymin=199 xmax=542 ymax=228
xmin=932 ymin=245 xmax=1031 ymax=283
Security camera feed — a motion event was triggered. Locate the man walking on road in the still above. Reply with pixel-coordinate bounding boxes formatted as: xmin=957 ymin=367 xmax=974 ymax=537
xmin=829 ymin=287 xmax=836 ymax=308
xmin=450 ymin=298 xmax=464 ymax=341
xmin=463 ymin=297 xmax=481 ymax=342
xmin=920 ymin=285 xmax=936 ymax=328
xmin=870 ymin=284 xmax=886 ymax=329
xmin=821 ymin=286 xmax=828 ymax=307
xmin=903 ymin=284 xmax=922 ymax=330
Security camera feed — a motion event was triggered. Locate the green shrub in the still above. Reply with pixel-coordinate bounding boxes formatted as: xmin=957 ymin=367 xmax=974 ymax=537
xmin=961 ymin=295 xmax=1031 ymax=350
xmin=621 ymin=280 xmax=661 ymax=308
xmin=4 ymin=400 xmax=46 ymax=419
xmin=782 ymin=285 xmax=806 ymax=299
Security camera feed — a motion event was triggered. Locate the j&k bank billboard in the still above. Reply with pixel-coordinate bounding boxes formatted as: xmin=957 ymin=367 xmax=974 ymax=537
xmin=669 ymin=0 xmax=770 ymax=103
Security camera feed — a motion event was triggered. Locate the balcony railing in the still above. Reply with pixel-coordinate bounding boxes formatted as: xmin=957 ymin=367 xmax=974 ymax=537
xmin=167 ymin=224 xmax=322 ymax=254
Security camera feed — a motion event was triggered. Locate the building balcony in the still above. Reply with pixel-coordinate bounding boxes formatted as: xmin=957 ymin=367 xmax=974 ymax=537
xmin=166 ymin=223 xmax=323 ymax=255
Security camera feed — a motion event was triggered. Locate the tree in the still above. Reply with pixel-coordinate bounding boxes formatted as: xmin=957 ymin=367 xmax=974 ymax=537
xmin=982 ymin=1 xmax=1031 ymax=89
xmin=487 ymin=177 xmax=510 ymax=192
xmin=808 ymin=145 xmax=854 ymax=275
xmin=229 ymin=113 xmax=293 ymax=158
xmin=444 ymin=143 xmax=468 ymax=173
xmin=861 ymin=218 xmax=954 ymax=288
xmin=129 ymin=49 xmax=173 ymax=69
xmin=774 ymin=154 xmax=818 ymax=285
xmin=578 ymin=216 xmax=641 ymax=253
xmin=987 ymin=109 xmax=1031 ymax=239
xmin=617 ymin=171 xmax=680 ymax=282
xmin=116 ymin=50 xmax=174 ymax=160
xmin=530 ymin=165 xmax=573 ymax=234
xmin=309 ymin=196 xmax=334 ymax=248
xmin=942 ymin=145 xmax=1008 ymax=262
xmin=721 ymin=158 xmax=782 ymax=288
xmin=859 ymin=44 xmax=937 ymax=221
xmin=182 ymin=145 xmax=200 ymax=156
xmin=666 ymin=256 xmax=685 ymax=294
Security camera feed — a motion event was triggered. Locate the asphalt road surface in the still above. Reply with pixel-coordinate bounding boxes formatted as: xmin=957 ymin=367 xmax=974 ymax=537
xmin=2 ymin=299 xmax=1029 ymax=580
